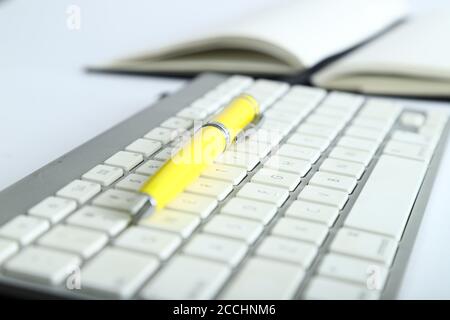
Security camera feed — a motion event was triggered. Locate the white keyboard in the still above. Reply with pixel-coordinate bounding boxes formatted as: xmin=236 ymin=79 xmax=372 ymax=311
xmin=0 ymin=74 xmax=448 ymax=299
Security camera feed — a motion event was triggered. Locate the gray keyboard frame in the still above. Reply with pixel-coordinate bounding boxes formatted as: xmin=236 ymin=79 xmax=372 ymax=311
xmin=0 ymin=73 xmax=448 ymax=299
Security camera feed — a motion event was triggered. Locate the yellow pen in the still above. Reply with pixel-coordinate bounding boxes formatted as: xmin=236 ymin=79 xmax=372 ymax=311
xmin=135 ymin=94 xmax=260 ymax=221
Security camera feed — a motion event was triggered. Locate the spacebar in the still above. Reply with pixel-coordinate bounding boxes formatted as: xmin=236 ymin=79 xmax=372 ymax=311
xmin=344 ymin=155 xmax=428 ymax=241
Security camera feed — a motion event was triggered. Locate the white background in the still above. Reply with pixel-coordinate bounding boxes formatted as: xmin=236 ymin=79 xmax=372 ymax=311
xmin=0 ymin=0 xmax=449 ymax=298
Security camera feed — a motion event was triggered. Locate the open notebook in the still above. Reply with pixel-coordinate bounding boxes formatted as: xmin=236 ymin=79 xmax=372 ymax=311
xmin=92 ymin=0 xmax=450 ymax=97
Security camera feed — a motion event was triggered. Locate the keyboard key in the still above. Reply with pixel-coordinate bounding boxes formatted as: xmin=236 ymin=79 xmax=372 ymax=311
xmin=307 ymin=114 xmax=346 ymax=129
xmin=237 ymin=182 xmax=289 ymax=207
xmin=320 ymin=158 xmax=365 ymax=179
xmin=183 ymin=234 xmax=247 ymax=267
xmin=251 ymin=168 xmax=301 ymax=191
xmin=322 ymin=91 xmax=364 ymax=110
xmin=229 ymin=140 xmax=272 ymax=159
xmin=105 ymin=151 xmax=143 ymax=171
xmin=247 ymin=128 xmax=283 ymax=147
xmin=135 ymin=159 xmax=163 ymax=176
xmin=283 ymin=85 xmax=326 ymax=104
xmin=115 ymin=173 xmax=148 ymax=191
xmin=126 ymin=138 xmax=161 ymax=157
xmin=186 ymin=177 xmax=232 ymax=201
xmin=276 ymin=144 xmax=321 ymax=163
xmin=28 ymin=196 xmax=76 ymax=223
xmin=298 ymin=185 xmax=348 ymax=209
xmin=345 ymin=155 xmax=427 ymax=240
xmin=261 ymin=119 xmax=294 ymax=136
xmin=330 ymin=228 xmax=397 ymax=265
xmin=115 ymin=226 xmax=181 ymax=260
xmin=0 ymin=238 xmax=19 ymax=264
xmin=360 ymin=100 xmax=401 ymax=121
xmin=304 ymin=277 xmax=379 ymax=300
xmin=215 ymin=151 xmax=259 ymax=171
xmin=4 ymin=246 xmax=81 ymax=285
xmin=383 ymin=140 xmax=432 ymax=162
xmin=272 ymin=217 xmax=328 ymax=246
xmin=153 ymin=147 xmax=175 ymax=161
xmin=201 ymin=164 xmax=246 ymax=185
xmin=92 ymin=189 xmax=148 ymax=215
xmin=391 ymin=130 xmax=438 ymax=148
xmin=57 ymin=179 xmax=101 ymax=204
xmin=318 ymin=253 xmax=389 ymax=290
xmin=144 ymin=127 xmax=178 ymax=144
xmin=329 ymin=146 xmax=372 ymax=166
xmin=203 ymin=215 xmax=263 ymax=244
xmin=256 ymin=236 xmax=318 ymax=268
xmin=297 ymin=123 xmax=339 ymax=140
xmin=337 ymin=136 xmax=380 ymax=154
xmin=221 ymin=197 xmax=277 ymax=224
xmin=82 ymin=164 xmax=124 ymax=186
xmin=265 ymin=108 xmax=305 ymax=125
xmin=167 ymin=192 xmax=217 ymax=218
xmin=161 ymin=117 xmax=192 ymax=130
xmin=66 ymin=206 xmax=130 ymax=237
xmin=140 ymin=255 xmax=231 ymax=299
xmin=264 ymin=155 xmax=311 ymax=176
xmin=310 ymin=171 xmax=357 ymax=193
xmin=0 ymin=215 xmax=49 ymax=245
xmin=400 ymin=111 xmax=426 ymax=128
xmin=286 ymin=200 xmax=339 ymax=227
xmin=221 ymin=257 xmax=305 ymax=299
xmin=139 ymin=209 xmax=200 ymax=238
xmin=346 ymin=125 xmax=386 ymax=142
xmin=82 ymin=248 xmax=159 ymax=299
xmin=38 ymin=225 xmax=108 ymax=259
xmin=177 ymin=107 xmax=208 ymax=120
xmin=287 ymin=133 xmax=330 ymax=151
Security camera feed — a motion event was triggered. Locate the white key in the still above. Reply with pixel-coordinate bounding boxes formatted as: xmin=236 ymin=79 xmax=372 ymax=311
xmin=186 ymin=177 xmax=232 ymax=201
xmin=307 ymin=114 xmax=346 ymax=129
xmin=161 ymin=117 xmax=192 ymax=130
xmin=115 ymin=226 xmax=181 ymax=260
xmin=141 ymin=255 xmax=231 ymax=299
xmin=177 ymin=107 xmax=208 ymax=120
xmin=153 ymin=147 xmax=175 ymax=161
xmin=115 ymin=173 xmax=148 ymax=191
xmin=337 ymin=136 xmax=380 ymax=154
xmin=318 ymin=253 xmax=388 ymax=290
xmin=215 ymin=151 xmax=259 ymax=171
xmin=264 ymin=155 xmax=311 ymax=176
xmin=346 ymin=125 xmax=386 ymax=142
xmin=229 ymin=140 xmax=272 ymax=159
xmin=57 ymin=179 xmax=101 ymax=204
xmin=38 ymin=225 xmax=108 ymax=259
xmin=322 ymin=92 xmax=364 ymax=110
xmin=383 ymin=140 xmax=432 ymax=162
xmin=391 ymin=130 xmax=438 ymax=148
xmin=82 ymin=164 xmax=124 ymax=186
xmin=276 ymin=144 xmax=321 ymax=163
xmin=330 ymin=228 xmax=397 ymax=265
xmin=265 ymin=107 xmax=305 ymax=125
xmin=360 ymin=100 xmax=401 ymax=120
xmin=139 ymin=209 xmax=200 ymax=238
xmin=272 ymin=217 xmax=328 ymax=246
xmin=221 ymin=197 xmax=277 ymax=224
xmin=304 ymin=277 xmax=379 ymax=300
xmin=4 ymin=246 xmax=81 ymax=285
xmin=92 ymin=189 xmax=148 ymax=215
xmin=126 ymin=138 xmax=161 ymax=157
xmin=283 ymin=85 xmax=326 ymax=104
xmin=144 ymin=127 xmax=178 ymax=144
xmin=105 ymin=151 xmax=143 ymax=171
xmin=352 ymin=116 xmax=393 ymax=131
xmin=28 ymin=196 xmax=76 ymax=223
xmin=201 ymin=164 xmax=246 ymax=185
xmin=320 ymin=158 xmax=365 ymax=179
xmin=237 ymin=182 xmax=289 ymax=207
xmin=0 ymin=215 xmax=49 ymax=245
xmin=191 ymin=97 xmax=222 ymax=114
xmin=247 ymin=128 xmax=283 ymax=147
xmin=257 ymin=235 xmax=318 ymax=268
xmin=315 ymin=106 xmax=355 ymax=120
xmin=251 ymin=168 xmax=300 ymax=191
xmin=345 ymin=155 xmax=427 ymax=240
xmin=135 ymin=159 xmax=163 ymax=176
xmin=298 ymin=185 xmax=348 ymax=209
xmin=261 ymin=119 xmax=294 ymax=136
xmin=400 ymin=112 xmax=426 ymax=128
xmin=297 ymin=123 xmax=339 ymax=140
xmin=310 ymin=171 xmax=357 ymax=193
xmin=82 ymin=247 xmax=159 ymax=298
xmin=286 ymin=200 xmax=339 ymax=227
xmin=183 ymin=234 xmax=247 ymax=266
xmin=287 ymin=133 xmax=330 ymax=151
xmin=329 ymin=146 xmax=372 ymax=166
xmin=0 ymin=238 xmax=19 ymax=264
xmin=203 ymin=215 xmax=263 ymax=244
xmin=66 ymin=205 xmax=130 ymax=236
xmin=167 ymin=192 xmax=217 ymax=218
xmin=221 ymin=257 xmax=305 ymax=299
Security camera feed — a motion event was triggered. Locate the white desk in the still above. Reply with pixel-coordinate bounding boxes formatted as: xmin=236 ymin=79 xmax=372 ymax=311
xmin=1 ymin=0 xmax=449 ymax=298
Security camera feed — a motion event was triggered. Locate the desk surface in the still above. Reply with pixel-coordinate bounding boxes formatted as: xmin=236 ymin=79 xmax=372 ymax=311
xmin=1 ymin=0 xmax=450 ymax=298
